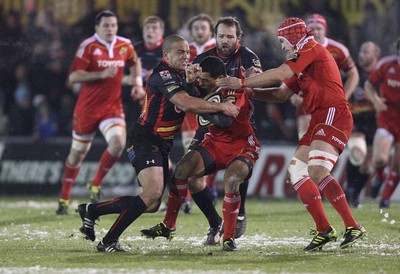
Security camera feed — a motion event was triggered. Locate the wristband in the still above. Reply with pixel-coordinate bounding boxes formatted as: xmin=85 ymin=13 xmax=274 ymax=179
xmin=241 ymin=78 xmax=245 ymax=88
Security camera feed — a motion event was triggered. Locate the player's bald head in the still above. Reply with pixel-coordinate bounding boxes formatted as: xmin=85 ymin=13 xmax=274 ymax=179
xmin=361 ymin=41 xmax=380 ymax=59
xmin=162 ymin=35 xmax=187 ymax=53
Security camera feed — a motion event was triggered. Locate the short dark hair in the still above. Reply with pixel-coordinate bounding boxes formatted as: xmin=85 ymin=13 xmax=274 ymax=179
xmin=162 ymin=35 xmax=186 ymax=52
xmin=396 ymin=37 xmax=400 ymax=52
xmin=188 ymin=14 xmax=214 ymax=35
xmin=200 ymin=56 xmax=226 ymax=78
xmin=215 ymin=16 xmax=243 ymax=37
xmin=95 ymin=10 xmax=116 ymax=26
xmin=143 ymin=15 xmax=165 ymax=30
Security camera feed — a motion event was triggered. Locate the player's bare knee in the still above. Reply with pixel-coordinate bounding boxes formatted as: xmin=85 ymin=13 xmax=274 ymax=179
xmin=223 ymin=172 xmax=242 ymax=191
xmin=107 ymin=135 xmax=126 ymax=155
xmin=145 ymin=199 xmax=162 ymax=213
xmin=174 ymin=163 xmax=191 ymax=180
xmin=68 ymin=146 xmax=89 ymax=165
xmin=308 ymin=166 xmax=327 ymax=183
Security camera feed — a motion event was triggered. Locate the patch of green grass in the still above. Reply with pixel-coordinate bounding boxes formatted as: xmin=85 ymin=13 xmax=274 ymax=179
xmin=0 ymin=197 xmax=399 ymax=273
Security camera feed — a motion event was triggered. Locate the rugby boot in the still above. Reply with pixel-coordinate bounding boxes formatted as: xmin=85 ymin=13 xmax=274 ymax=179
xmin=379 ymin=199 xmax=390 ymax=208
xmin=87 ymin=181 xmax=101 ymax=203
xmin=140 ymin=222 xmax=176 ymax=240
xmin=204 ymin=220 xmax=223 ymax=246
xmin=304 ymin=226 xmax=337 ymax=251
xmin=235 ymin=214 xmax=247 ymax=239
xmin=56 ymin=199 xmax=69 ymax=215
xmin=76 ymin=203 xmax=97 ymax=242
xmin=222 ymin=238 xmax=237 ymax=252
xmin=340 ymin=226 xmax=366 ymax=249
xmin=97 ymin=240 xmax=125 ymax=252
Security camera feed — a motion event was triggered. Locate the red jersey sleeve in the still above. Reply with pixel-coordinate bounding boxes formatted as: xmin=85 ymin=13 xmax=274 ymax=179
xmin=284 ymin=75 xmax=301 ymax=93
xmin=285 ymin=49 xmax=315 ymax=76
xmin=367 ymin=65 xmax=384 ymax=86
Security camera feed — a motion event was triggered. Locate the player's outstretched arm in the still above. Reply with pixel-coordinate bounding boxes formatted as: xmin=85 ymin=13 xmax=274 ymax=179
xmin=252 ymin=83 xmax=293 ymax=103
xmin=170 ymin=91 xmax=239 ymax=118
xmin=68 ymin=67 xmax=118 ymax=84
xmin=216 ymin=64 xmax=294 ymax=89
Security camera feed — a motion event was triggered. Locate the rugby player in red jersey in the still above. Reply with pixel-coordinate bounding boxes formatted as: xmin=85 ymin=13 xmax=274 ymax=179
xmin=291 ymin=13 xmax=359 ymax=140
xmin=143 ymin=56 xmax=260 ymax=251
xmin=365 ymin=38 xmax=400 ymax=208
xmin=217 ymin=17 xmax=366 ymax=251
xmin=191 ymin=17 xmax=263 ymax=237
xmin=56 ymin=10 xmax=145 ymax=215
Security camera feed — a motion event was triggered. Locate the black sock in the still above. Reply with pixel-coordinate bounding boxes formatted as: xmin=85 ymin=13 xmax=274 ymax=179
xmin=89 ymin=196 xmax=135 ymax=219
xmin=102 ymin=196 xmax=147 ymax=243
xmin=354 ymin=172 xmax=370 ymax=201
xmin=239 ymin=180 xmax=249 ymax=216
xmin=345 ymin=160 xmax=359 ymax=199
xmin=191 ymin=186 xmax=221 ymax=228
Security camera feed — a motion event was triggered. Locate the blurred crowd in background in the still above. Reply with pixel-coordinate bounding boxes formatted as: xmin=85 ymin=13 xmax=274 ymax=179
xmin=0 ymin=0 xmax=399 ymax=143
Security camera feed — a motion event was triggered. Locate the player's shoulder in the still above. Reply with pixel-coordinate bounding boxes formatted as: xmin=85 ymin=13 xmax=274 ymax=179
xmin=237 ymin=46 xmax=262 ymax=68
xmin=149 ymin=62 xmax=179 ymax=85
xmin=326 ymin=37 xmax=350 ymax=56
xmin=376 ymin=55 xmax=398 ymax=69
xmin=75 ymin=36 xmax=98 ymax=57
xmin=77 ymin=36 xmax=97 ymax=49
xmin=238 ymin=45 xmax=259 ymax=58
xmin=116 ymin=35 xmax=133 ymax=46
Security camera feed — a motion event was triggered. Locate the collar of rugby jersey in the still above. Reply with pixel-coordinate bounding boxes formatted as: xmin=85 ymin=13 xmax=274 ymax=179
xmin=94 ymin=32 xmax=117 ymax=58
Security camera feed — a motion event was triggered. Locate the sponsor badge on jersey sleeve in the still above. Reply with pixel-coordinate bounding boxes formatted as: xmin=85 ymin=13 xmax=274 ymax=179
xmin=159 ymin=70 xmax=172 ymax=80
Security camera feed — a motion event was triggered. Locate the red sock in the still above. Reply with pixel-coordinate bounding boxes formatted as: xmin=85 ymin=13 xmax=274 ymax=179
xmin=60 ymin=162 xmax=80 ymax=200
xmin=293 ymin=177 xmax=330 ymax=232
xmin=318 ymin=175 xmax=358 ymax=228
xmin=381 ymin=171 xmax=399 ymax=201
xmin=222 ymin=192 xmax=241 ymax=240
xmin=91 ymin=149 xmax=119 ymax=187
xmin=163 ymin=178 xmax=188 ymax=229
xmin=186 ymin=190 xmax=192 ymax=200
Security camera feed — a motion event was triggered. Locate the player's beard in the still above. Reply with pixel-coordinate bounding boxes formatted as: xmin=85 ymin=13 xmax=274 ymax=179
xmin=218 ymin=42 xmax=237 ymax=57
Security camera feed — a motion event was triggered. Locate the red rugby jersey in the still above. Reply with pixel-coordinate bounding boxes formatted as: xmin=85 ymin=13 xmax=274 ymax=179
xmin=70 ymin=33 xmax=137 ymax=114
xmin=284 ymin=38 xmax=349 ymax=114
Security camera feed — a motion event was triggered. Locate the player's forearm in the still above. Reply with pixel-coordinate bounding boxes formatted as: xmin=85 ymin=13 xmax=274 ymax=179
xmin=183 ymin=98 xmax=225 ymax=114
xmin=364 ymin=80 xmax=380 ymax=105
xmin=123 ymin=62 xmax=143 ymax=86
xmin=343 ymin=67 xmax=359 ymax=99
xmin=68 ymin=70 xmax=103 ymax=84
xmin=252 ymin=85 xmax=292 ymax=103
xmin=244 ymin=65 xmax=290 ymax=88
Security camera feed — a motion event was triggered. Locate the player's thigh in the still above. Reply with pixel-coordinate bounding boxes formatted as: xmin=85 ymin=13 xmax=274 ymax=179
xmin=138 ymin=166 xmax=165 ymax=205
xmin=175 ymin=150 xmax=205 ymax=180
